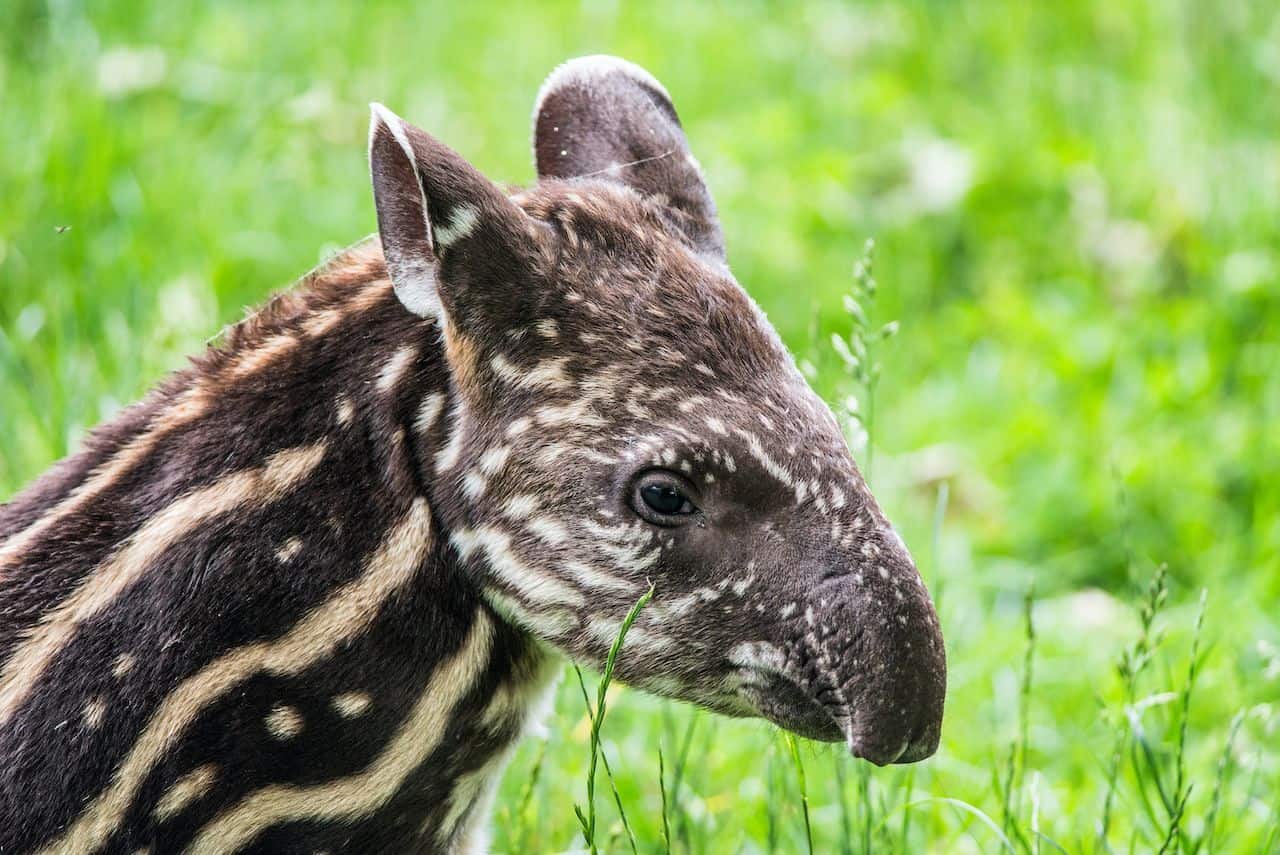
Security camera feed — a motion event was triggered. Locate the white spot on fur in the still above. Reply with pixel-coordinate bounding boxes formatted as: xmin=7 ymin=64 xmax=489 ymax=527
xmin=83 ymin=696 xmax=107 ymax=729
xmin=331 ymin=692 xmax=372 ymax=718
xmin=479 ymin=445 xmax=512 ymax=475
xmin=728 ymin=642 xmax=785 ymax=672
xmin=275 ymin=537 xmax=303 ymax=564
xmin=265 ymin=704 xmax=304 ymax=740
xmin=376 ymin=345 xmax=417 ymax=392
xmin=436 ymin=403 xmax=467 ymax=473
xmin=415 ymin=392 xmax=445 ymax=436
xmin=335 ymin=396 xmax=355 ymax=426
xmin=490 ymin=354 xmax=572 ymax=391
xmin=434 ymin=204 xmax=479 ymax=250
xmin=112 ymin=653 xmax=136 ymax=679
xmin=502 ymin=494 xmax=539 ymax=519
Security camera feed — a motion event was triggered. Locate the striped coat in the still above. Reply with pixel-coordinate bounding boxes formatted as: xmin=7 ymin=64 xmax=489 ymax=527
xmin=0 ymin=57 xmax=945 ymax=853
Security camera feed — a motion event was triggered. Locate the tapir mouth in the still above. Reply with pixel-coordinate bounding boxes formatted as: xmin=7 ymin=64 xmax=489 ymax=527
xmin=730 ymin=633 xmax=944 ymax=766
xmin=734 ymin=667 xmax=846 ymax=744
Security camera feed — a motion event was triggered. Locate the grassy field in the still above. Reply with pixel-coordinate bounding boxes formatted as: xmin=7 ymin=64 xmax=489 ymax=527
xmin=3 ymin=1 xmax=1278 ymax=851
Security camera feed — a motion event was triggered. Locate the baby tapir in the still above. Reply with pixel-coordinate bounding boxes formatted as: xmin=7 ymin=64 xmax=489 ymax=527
xmin=0 ymin=55 xmax=945 ymax=853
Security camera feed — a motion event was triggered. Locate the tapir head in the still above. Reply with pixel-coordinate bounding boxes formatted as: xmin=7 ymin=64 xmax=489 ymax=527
xmin=368 ymin=56 xmax=945 ymax=764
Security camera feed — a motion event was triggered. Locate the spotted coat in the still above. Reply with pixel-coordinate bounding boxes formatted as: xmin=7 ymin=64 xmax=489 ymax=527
xmin=0 ymin=56 xmax=945 ymax=853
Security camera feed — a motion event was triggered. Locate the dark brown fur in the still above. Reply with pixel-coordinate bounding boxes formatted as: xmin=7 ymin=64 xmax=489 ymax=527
xmin=0 ymin=56 xmax=944 ymax=854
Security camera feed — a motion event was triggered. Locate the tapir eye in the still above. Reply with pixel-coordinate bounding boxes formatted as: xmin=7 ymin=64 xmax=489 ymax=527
xmin=631 ymin=470 xmax=698 ymax=525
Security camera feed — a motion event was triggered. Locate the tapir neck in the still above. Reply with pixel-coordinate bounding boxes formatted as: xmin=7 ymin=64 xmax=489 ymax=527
xmin=0 ymin=242 xmax=560 ymax=853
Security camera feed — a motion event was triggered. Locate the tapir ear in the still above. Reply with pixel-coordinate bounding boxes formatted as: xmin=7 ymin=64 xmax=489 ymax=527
xmin=533 ymin=55 xmax=725 ymax=261
xmin=369 ymin=103 xmax=535 ymax=327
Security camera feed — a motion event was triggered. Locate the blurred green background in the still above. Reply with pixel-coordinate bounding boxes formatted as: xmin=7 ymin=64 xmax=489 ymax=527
xmin=2 ymin=1 xmax=1277 ymax=852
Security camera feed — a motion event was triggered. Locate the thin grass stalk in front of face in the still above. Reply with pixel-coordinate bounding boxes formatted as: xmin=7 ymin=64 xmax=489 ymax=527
xmin=785 ymin=733 xmax=814 ymax=855
xmin=571 ymin=675 xmax=638 ymax=855
xmin=573 ymin=583 xmax=655 ymax=855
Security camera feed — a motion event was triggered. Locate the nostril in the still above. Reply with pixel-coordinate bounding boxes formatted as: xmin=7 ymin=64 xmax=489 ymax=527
xmin=849 ymin=735 xmax=909 ymax=767
xmin=894 ymin=722 xmax=941 ymax=765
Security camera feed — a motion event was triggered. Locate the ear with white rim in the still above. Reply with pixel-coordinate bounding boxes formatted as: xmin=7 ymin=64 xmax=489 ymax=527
xmin=369 ymin=103 xmax=535 ymax=327
xmin=533 ymin=55 xmax=725 ymax=261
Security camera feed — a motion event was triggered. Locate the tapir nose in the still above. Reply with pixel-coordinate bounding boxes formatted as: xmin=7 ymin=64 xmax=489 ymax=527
xmin=806 ymin=562 xmax=946 ymax=766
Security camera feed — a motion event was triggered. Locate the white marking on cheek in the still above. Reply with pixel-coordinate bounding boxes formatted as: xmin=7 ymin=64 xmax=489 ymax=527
xmin=433 ymin=204 xmax=479 ymax=249
xmin=566 ymin=560 xmax=637 ymax=593
xmin=376 ymin=345 xmax=418 ymax=393
xmin=533 ymin=444 xmax=571 ymax=468
xmin=587 ymin=618 xmax=672 ymax=654
xmin=483 ymin=588 xmax=578 ymax=637
xmin=452 ymin=528 xmax=585 ymax=606
xmin=265 ymin=704 xmax=304 ymax=740
xmin=275 ymin=537 xmax=304 ymax=564
xmin=728 ymin=641 xmax=785 ymax=672
xmin=737 ymin=430 xmax=794 ymax=495
xmin=526 ymin=517 xmax=569 ymax=544
xmin=331 ymin=692 xmax=372 ymax=718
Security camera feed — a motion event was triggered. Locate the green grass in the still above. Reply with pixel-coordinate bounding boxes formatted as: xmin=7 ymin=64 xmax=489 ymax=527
xmin=2 ymin=0 xmax=1278 ymax=851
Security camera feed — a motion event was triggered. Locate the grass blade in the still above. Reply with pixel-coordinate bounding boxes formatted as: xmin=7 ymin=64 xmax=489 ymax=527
xmin=785 ymin=733 xmax=814 ymax=855
xmin=573 ymin=584 xmax=655 ymax=855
